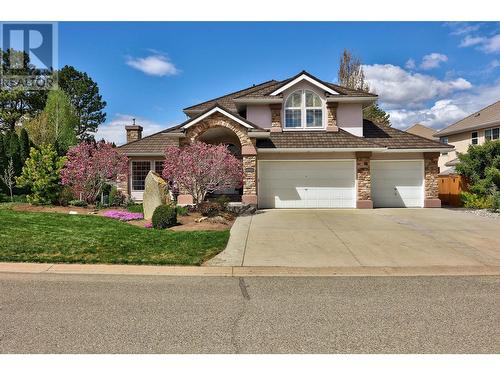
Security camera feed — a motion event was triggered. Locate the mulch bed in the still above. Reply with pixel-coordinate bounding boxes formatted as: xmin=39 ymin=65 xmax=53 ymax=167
xmin=12 ymin=203 xmax=234 ymax=231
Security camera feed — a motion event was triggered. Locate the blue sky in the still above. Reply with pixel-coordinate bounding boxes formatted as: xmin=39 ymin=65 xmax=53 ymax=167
xmin=58 ymin=22 xmax=500 ymax=144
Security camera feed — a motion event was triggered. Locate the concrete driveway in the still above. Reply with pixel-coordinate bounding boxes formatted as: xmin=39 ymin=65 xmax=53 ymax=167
xmin=207 ymin=209 xmax=500 ymax=268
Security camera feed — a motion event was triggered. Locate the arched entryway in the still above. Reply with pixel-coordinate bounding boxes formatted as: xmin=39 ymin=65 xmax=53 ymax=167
xmin=180 ymin=112 xmax=257 ymax=205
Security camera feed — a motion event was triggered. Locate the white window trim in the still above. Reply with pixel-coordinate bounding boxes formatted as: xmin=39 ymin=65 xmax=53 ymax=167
xmin=485 ymin=127 xmax=500 ymax=141
xmin=283 ymin=89 xmax=326 ymax=130
xmin=471 ymin=131 xmax=479 ymax=145
xmin=130 ymin=160 xmax=164 ymax=192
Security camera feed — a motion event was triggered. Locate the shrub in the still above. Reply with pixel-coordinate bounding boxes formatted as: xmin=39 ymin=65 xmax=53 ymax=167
xmin=215 ymin=195 xmax=230 ymax=210
xmin=109 ymin=186 xmax=125 ymax=206
xmin=490 ymin=191 xmax=500 ymax=213
xmin=127 ymin=203 xmax=143 ymax=213
xmin=152 ymin=204 xmax=177 ymax=229
xmin=58 ymin=186 xmax=75 ymax=206
xmin=176 ymin=205 xmax=189 ymax=216
xmin=15 ymin=145 xmax=66 ymax=205
xmin=69 ymin=199 xmax=87 ymax=207
xmin=460 ymin=192 xmax=492 ymax=209
xmin=198 ymin=201 xmax=222 ymax=217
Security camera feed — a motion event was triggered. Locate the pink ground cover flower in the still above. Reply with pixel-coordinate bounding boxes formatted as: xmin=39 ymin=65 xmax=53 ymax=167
xmin=103 ymin=210 xmax=143 ymax=221
xmin=144 ymin=221 xmax=153 ymax=228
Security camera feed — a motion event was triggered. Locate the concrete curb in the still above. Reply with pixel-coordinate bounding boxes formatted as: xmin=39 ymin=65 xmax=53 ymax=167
xmin=0 ymin=262 xmax=499 ymax=277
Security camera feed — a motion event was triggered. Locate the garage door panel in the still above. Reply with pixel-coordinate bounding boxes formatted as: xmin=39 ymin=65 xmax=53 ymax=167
xmin=371 ymin=160 xmax=424 ymax=208
xmin=258 ymin=161 xmax=356 ymax=209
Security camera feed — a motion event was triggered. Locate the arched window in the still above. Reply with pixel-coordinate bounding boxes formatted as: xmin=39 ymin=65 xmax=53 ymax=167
xmin=284 ymin=89 xmax=323 ymax=129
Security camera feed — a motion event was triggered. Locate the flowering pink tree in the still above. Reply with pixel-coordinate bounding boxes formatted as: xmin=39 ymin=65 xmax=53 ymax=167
xmin=60 ymin=141 xmax=128 ymax=203
xmin=162 ymin=142 xmax=243 ymax=204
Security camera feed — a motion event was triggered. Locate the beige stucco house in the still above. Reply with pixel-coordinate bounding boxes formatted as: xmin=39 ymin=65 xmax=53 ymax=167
xmin=118 ymin=71 xmax=451 ymax=209
xmin=435 ymin=100 xmax=500 ymax=173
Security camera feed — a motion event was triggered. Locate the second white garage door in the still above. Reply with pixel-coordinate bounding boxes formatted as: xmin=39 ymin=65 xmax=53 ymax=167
xmin=371 ymin=160 xmax=424 ymax=208
xmin=258 ymin=160 xmax=356 ymax=208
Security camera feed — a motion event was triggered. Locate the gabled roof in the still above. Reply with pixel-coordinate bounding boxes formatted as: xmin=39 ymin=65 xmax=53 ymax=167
xmin=179 ymin=104 xmax=262 ymax=130
xmin=435 ymin=100 xmax=500 ymax=137
xmin=405 ymin=123 xmax=438 ymax=140
xmin=117 ymin=128 xmax=179 ymax=155
xmin=363 ymin=120 xmax=450 ymax=149
xmin=183 ymin=71 xmax=377 ymax=114
xmin=183 ymin=80 xmax=278 ymax=114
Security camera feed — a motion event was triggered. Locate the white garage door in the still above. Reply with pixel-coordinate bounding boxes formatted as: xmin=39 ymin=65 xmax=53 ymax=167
xmin=258 ymin=160 xmax=356 ymax=208
xmin=371 ymin=160 xmax=424 ymax=208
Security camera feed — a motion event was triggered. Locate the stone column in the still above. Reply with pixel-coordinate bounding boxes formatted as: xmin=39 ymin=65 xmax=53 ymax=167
xmin=116 ymin=172 xmax=129 ymax=199
xmin=356 ymin=152 xmax=372 ymax=209
xmin=326 ymin=102 xmax=339 ymax=132
xmin=241 ymin=149 xmax=257 ymax=205
xmin=424 ymin=152 xmax=441 ymax=208
xmin=270 ymin=103 xmax=282 ymax=133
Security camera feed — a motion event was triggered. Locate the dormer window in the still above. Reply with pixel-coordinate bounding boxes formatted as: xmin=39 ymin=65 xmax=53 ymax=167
xmin=284 ymin=89 xmax=324 ymax=129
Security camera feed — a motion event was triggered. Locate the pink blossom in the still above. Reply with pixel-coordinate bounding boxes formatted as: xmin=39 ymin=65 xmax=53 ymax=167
xmin=162 ymin=142 xmax=243 ymax=204
xmin=60 ymin=141 xmax=128 ymax=203
xmin=144 ymin=221 xmax=153 ymax=228
xmin=103 ymin=210 xmax=143 ymax=221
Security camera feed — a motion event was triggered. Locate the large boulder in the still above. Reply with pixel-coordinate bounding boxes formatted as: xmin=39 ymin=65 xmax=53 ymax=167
xmin=143 ymin=171 xmax=171 ymax=220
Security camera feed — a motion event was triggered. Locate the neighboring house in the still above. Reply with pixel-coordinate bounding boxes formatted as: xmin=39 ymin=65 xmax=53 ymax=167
xmin=435 ymin=100 xmax=500 ymax=173
xmin=405 ymin=123 xmax=438 ymax=141
xmin=118 ymin=71 xmax=451 ymax=208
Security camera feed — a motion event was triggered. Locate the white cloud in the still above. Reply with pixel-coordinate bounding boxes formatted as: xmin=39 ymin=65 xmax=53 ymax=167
xmin=363 ymin=64 xmax=472 ymax=108
xmin=420 ymin=53 xmax=448 ymax=70
xmin=447 ymin=22 xmax=481 ymax=36
xmin=405 ymin=58 xmax=416 ymax=70
xmin=125 ymin=54 xmax=179 ymax=76
xmin=459 ymin=35 xmax=486 ymax=47
xmin=94 ymin=114 xmax=172 ymax=145
xmin=481 ymin=34 xmax=500 ymax=54
xmin=387 ymin=80 xmax=500 ymax=130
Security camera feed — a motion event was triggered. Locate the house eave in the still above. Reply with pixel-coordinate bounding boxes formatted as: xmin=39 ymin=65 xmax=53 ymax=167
xmin=435 ymin=119 xmax=500 ymax=137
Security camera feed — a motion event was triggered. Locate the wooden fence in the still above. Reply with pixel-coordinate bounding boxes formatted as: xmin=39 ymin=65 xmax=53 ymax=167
xmin=438 ymin=175 xmax=466 ymax=207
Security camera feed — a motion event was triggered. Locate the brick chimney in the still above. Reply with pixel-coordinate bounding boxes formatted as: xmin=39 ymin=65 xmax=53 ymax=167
xmin=125 ymin=118 xmax=143 ymax=143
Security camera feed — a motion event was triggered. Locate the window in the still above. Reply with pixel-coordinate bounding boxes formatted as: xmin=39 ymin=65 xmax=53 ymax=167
xmin=154 ymin=160 xmax=164 ymax=175
xmin=440 ymin=136 xmax=448 ymax=144
xmin=131 ymin=161 xmax=151 ymax=191
xmin=284 ymin=89 xmax=323 ymax=129
xmin=471 ymin=131 xmax=478 ymax=145
xmin=486 ymin=128 xmax=499 ymax=141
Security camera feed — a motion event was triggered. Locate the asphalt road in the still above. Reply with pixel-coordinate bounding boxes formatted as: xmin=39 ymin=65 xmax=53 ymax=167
xmin=0 ymin=273 xmax=498 ymax=353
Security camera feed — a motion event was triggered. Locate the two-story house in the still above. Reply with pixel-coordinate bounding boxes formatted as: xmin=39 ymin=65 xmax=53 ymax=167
xmin=435 ymin=100 xmax=500 ymax=173
xmin=118 ymin=71 xmax=451 ymax=208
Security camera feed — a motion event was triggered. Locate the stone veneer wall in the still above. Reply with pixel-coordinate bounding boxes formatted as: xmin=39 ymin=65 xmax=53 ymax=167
xmin=269 ymin=104 xmax=282 ymax=132
xmin=326 ymin=102 xmax=339 ymax=132
xmin=356 ymin=155 xmax=371 ymax=200
xmin=424 ymin=152 xmax=440 ymax=200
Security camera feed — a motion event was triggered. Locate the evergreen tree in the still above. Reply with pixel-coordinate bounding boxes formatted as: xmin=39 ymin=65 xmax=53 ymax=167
xmin=58 ymin=65 xmax=107 ymax=140
xmin=363 ymin=103 xmax=391 ymax=127
xmin=19 ymin=128 xmax=31 ymax=163
xmin=0 ymin=132 xmax=6 ymax=192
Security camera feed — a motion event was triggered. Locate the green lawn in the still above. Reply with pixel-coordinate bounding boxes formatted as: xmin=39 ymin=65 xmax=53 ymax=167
xmin=0 ymin=207 xmax=229 ymax=265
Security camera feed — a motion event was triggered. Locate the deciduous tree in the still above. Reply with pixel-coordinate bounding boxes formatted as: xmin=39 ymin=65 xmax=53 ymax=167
xmin=24 ymin=88 xmax=78 ymax=154
xmin=162 ymin=142 xmax=243 ymax=205
xmin=60 ymin=141 xmax=128 ymax=203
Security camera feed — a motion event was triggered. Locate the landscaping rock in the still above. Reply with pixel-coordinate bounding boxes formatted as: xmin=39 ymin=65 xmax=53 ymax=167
xmin=208 ymin=215 xmax=229 ymax=225
xmin=143 ymin=171 xmax=171 ymax=220
xmin=68 ymin=211 xmax=78 ymax=215
xmin=226 ymin=202 xmax=257 ymax=216
xmin=195 ymin=216 xmax=208 ymax=223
